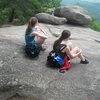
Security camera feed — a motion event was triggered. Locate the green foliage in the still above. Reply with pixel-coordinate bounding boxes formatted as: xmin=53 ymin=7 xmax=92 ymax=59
xmin=12 ymin=16 xmax=27 ymax=25
xmin=88 ymin=17 xmax=100 ymax=32
xmin=0 ymin=9 xmax=8 ymax=25
xmin=46 ymin=0 xmax=62 ymax=8
xmin=0 ymin=0 xmax=62 ymax=25
xmin=51 ymin=32 xmax=60 ymax=37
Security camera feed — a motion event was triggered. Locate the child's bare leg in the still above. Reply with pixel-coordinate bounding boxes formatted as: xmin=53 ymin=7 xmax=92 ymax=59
xmin=71 ymin=47 xmax=85 ymax=61
xmin=36 ymin=36 xmax=46 ymax=51
xmin=36 ymin=36 xmax=45 ymax=45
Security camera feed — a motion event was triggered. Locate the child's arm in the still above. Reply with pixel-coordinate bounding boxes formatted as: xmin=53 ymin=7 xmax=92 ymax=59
xmin=35 ymin=26 xmax=48 ymax=36
xmin=31 ymin=31 xmax=48 ymax=39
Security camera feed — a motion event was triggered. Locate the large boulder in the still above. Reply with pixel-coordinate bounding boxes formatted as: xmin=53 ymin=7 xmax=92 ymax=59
xmin=0 ymin=24 xmax=100 ymax=100
xmin=46 ymin=8 xmax=55 ymax=15
xmin=35 ymin=13 xmax=67 ymax=25
xmin=54 ymin=6 xmax=92 ymax=25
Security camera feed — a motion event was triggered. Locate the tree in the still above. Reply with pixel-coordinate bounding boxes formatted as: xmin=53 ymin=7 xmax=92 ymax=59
xmin=0 ymin=0 xmax=62 ymax=25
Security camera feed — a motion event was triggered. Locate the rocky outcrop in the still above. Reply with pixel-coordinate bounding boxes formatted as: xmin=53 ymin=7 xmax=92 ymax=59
xmin=0 ymin=24 xmax=100 ymax=100
xmin=35 ymin=6 xmax=92 ymax=25
xmin=35 ymin=13 xmax=67 ymax=25
xmin=46 ymin=8 xmax=55 ymax=15
xmin=54 ymin=6 xmax=92 ymax=25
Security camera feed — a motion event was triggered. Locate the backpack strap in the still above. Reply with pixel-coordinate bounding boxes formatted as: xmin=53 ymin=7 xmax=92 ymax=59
xmin=55 ymin=44 xmax=66 ymax=53
xmin=59 ymin=44 xmax=66 ymax=52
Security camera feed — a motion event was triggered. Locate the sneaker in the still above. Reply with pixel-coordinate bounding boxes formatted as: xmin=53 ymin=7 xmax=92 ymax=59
xmin=41 ymin=47 xmax=46 ymax=51
xmin=80 ymin=59 xmax=89 ymax=64
xmin=66 ymin=68 xmax=70 ymax=71
xmin=40 ymin=46 xmax=46 ymax=51
xmin=59 ymin=69 xmax=65 ymax=73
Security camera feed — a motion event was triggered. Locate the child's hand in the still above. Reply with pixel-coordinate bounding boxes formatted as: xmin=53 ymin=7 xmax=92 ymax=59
xmin=80 ymin=49 xmax=82 ymax=53
xmin=78 ymin=49 xmax=82 ymax=54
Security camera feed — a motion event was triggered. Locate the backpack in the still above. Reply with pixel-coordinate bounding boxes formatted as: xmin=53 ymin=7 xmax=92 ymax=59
xmin=25 ymin=43 xmax=41 ymax=58
xmin=47 ymin=44 xmax=67 ymax=68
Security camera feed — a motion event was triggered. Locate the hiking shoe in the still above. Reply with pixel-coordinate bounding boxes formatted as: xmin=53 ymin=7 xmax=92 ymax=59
xmin=66 ymin=68 xmax=70 ymax=71
xmin=41 ymin=47 xmax=46 ymax=51
xmin=80 ymin=59 xmax=89 ymax=64
xmin=40 ymin=46 xmax=46 ymax=51
xmin=59 ymin=69 xmax=65 ymax=73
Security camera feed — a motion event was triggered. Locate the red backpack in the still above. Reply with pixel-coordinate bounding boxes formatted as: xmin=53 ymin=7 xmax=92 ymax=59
xmin=60 ymin=56 xmax=71 ymax=70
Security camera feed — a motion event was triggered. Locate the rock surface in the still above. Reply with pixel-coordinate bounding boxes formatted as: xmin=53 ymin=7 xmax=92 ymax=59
xmin=54 ymin=6 xmax=92 ymax=25
xmin=0 ymin=23 xmax=100 ymax=100
xmin=35 ymin=13 xmax=67 ymax=25
xmin=46 ymin=8 xmax=55 ymax=15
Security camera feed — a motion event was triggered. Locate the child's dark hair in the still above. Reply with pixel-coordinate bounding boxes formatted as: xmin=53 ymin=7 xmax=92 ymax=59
xmin=53 ymin=30 xmax=71 ymax=50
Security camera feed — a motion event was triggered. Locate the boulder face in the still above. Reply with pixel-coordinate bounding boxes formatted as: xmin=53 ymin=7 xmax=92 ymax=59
xmin=46 ymin=8 xmax=55 ymax=15
xmin=54 ymin=6 xmax=92 ymax=25
xmin=35 ymin=13 xmax=67 ymax=25
xmin=0 ymin=24 xmax=100 ymax=100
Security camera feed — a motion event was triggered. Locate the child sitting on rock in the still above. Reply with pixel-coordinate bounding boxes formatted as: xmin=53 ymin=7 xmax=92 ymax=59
xmin=25 ymin=17 xmax=48 ymax=51
xmin=53 ymin=30 xmax=89 ymax=72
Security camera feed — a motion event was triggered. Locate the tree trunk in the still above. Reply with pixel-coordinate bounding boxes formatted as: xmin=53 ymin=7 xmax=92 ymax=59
xmin=9 ymin=8 xmax=15 ymax=22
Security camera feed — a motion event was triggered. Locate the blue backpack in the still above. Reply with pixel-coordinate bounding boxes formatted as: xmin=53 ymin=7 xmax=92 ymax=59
xmin=47 ymin=44 xmax=67 ymax=68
